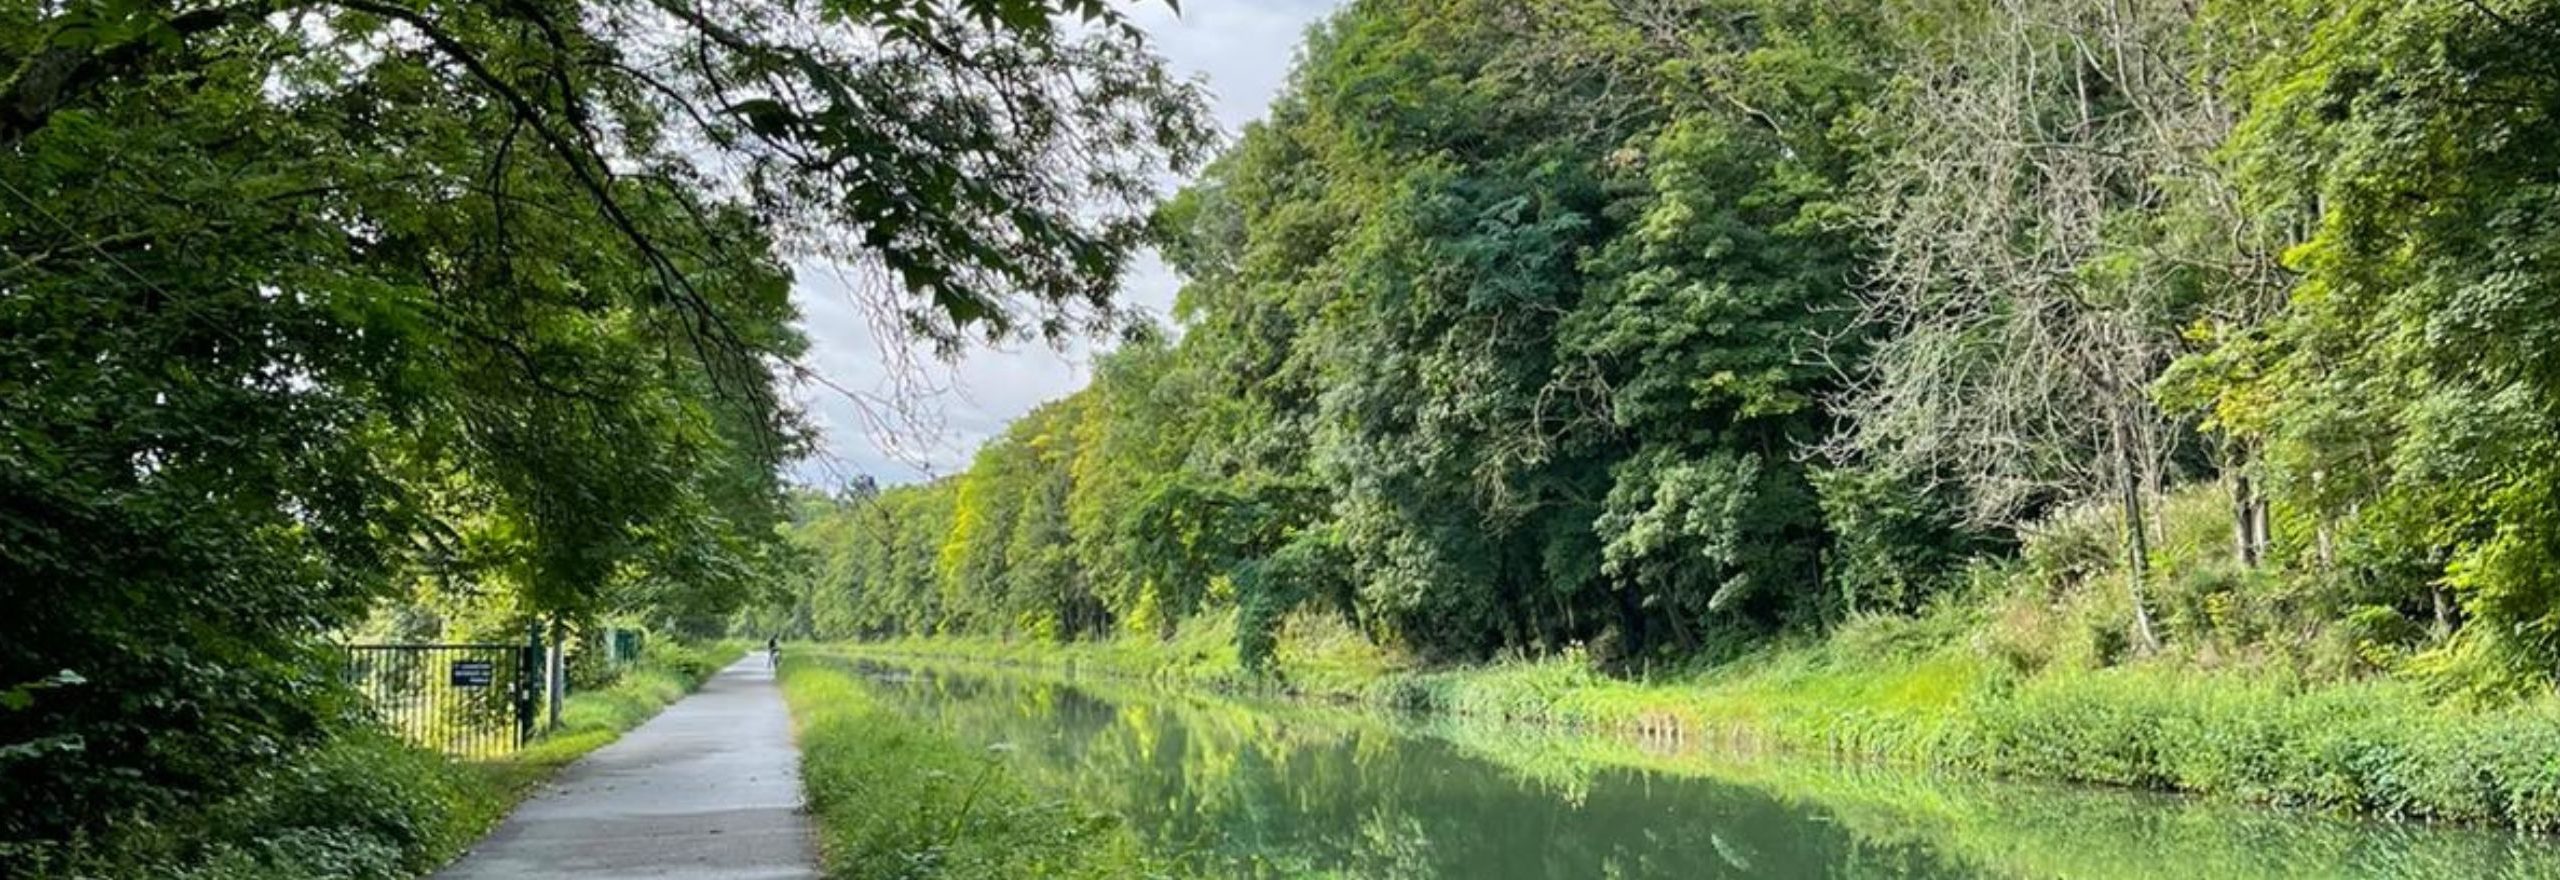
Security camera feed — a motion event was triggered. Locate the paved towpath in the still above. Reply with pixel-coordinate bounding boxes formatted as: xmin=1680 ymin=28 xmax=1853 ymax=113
xmin=435 ymin=655 xmax=818 ymax=880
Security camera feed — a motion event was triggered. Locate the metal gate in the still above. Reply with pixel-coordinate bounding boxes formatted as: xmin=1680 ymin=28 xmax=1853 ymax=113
xmin=340 ymin=642 xmax=539 ymax=759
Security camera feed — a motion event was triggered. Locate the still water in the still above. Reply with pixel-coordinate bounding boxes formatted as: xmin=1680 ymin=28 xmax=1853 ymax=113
xmin=832 ymin=657 xmax=2560 ymax=879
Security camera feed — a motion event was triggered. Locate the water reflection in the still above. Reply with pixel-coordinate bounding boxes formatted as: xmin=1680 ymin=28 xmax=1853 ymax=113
xmin=830 ymin=658 xmax=2560 ymax=879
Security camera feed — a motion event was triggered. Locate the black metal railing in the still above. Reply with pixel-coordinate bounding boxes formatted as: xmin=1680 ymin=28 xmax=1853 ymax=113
xmin=340 ymin=642 xmax=538 ymax=759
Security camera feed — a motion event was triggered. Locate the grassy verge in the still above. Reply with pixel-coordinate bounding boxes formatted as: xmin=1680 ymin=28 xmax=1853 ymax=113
xmin=848 ymin=612 xmax=1398 ymax=697
xmin=843 ymin=612 xmax=2560 ymax=832
xmin=778 ymin=658 xmax=1189 ymax=879
xmin=38 ymin=640 xmax=741 ymax=879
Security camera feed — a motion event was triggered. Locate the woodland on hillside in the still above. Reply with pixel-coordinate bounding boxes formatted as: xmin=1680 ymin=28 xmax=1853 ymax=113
xmin=784 ymin=0 xmax=2560 ymax=704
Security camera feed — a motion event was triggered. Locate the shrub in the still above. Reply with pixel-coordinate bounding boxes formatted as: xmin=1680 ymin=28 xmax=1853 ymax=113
xmin=26 ymin=728 xmax=484 ymax=880
xmin=2020 ymin=504 xmax=2120 ymax=594
xmin=22 ymin=640 xmax=740 ymax=879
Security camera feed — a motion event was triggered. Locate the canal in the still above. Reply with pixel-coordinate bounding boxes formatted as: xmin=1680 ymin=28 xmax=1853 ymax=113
xmin=828 ymin=656 xmax=2560 ymax=878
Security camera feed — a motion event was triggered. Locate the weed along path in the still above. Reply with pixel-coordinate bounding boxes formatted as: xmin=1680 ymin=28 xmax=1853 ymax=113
xmin=435 ymin=656 xmax=817 ymax=880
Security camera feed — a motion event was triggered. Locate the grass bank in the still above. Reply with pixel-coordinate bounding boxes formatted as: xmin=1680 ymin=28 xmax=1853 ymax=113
xmin=777 ymin=658 xmax=1189 ymax=879
xmin=30 ymin=640 xmax=740 ymax=879
xmin=842 ymin=611 xmax=2560 ymax=833
xmin=1408 ymin=709 xmax=2560 ymax=879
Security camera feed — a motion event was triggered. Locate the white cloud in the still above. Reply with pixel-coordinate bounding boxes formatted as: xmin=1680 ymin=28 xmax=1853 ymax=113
xmin=786 ymin=0 xmax=1341 ymax=487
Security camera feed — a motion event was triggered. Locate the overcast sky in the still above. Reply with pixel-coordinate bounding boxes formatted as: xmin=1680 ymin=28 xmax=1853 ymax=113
xmin=786 ymin=0 xmax=1343 ymax=489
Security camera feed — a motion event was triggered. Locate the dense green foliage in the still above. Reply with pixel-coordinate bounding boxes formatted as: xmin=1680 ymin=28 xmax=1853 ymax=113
xmin=13 ymin=641 xmax=735 ymax=879
xmin=788 ymin=0 xmax=2560 ymax=702
xmin=780 ymin=658 xmax=1189 ymax=879
xmin=2 ymin=0 xmax=1208 ymax=867
xmin=793 ymin=0 xmax=1911 ymax=661
xmin=2182 ymin=0 xmax=2560 ymax=700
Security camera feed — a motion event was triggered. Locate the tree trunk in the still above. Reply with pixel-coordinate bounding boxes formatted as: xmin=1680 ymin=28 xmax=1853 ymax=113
xmin=2432 ymin=585 xmax=2455 ymax=639
xmin=2231 ymin=439 xmax=2270 ymax=567
xmin=2311 ymin=471 xmax=2336 ymax=572
xmin=1617 ymin=588 xmax=1647 ymax=658
xmin=2252 ymin=496 xmax=2273 ymax=562
xmin=1663 ymin=599 xmax=1699 ymax=652
xmin=2248 ymin=489 xmax=2270 ymax=565
xmin=2230 ymin=469 xmax=2261 ymax=568
xmin=2122 ymin=475 xmax=2162 ymax=655
xmin=2115 ymin=418 xmax=2162 ymax=655
xmin=2140 ymin=420 xmax=2169 ymax=549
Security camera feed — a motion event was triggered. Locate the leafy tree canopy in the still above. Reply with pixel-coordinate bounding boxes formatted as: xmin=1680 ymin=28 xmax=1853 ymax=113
xmin=2 ymin=0 xmax=1209 ymax=856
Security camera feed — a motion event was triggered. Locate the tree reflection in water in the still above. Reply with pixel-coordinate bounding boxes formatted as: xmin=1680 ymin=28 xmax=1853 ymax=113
xmin=827 ymin=658 xmax=2560 ymax=879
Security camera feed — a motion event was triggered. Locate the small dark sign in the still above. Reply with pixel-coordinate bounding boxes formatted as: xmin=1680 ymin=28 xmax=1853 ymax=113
xmin=450 ymin=660 xmax=495 ymax=688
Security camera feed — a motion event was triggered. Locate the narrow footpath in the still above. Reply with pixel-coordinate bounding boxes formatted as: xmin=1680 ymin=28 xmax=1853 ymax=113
xmin=435 ymin=656 xmax=818 ymax=880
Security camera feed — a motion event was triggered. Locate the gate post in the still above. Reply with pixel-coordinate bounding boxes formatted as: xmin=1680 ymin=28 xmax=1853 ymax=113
xmin=517 ymin=622 xmax=541 ymax=746
xmin=545 ymin=614 xmax=566 ymax=732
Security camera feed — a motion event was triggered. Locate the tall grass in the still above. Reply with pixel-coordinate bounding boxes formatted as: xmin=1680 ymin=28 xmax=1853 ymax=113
xmin=839 ymin=601 xmax=2560 ymax=832
xmin=778 ymin=659 xmax=1188 ymax=879
xmin=825 ymin=485 xmax=2560 ymax=830
xmin=851 ymin=610 xmax=1407 ymax=698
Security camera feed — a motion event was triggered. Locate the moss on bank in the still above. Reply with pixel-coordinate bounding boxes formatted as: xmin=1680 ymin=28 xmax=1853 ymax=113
xmin=777 ymin=659 xmax=1187 ymax=879
xmin=842 ymin=612 xmax=2560 ymax=833
xmin=25 ymin=641 xmax=741 ymax=879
